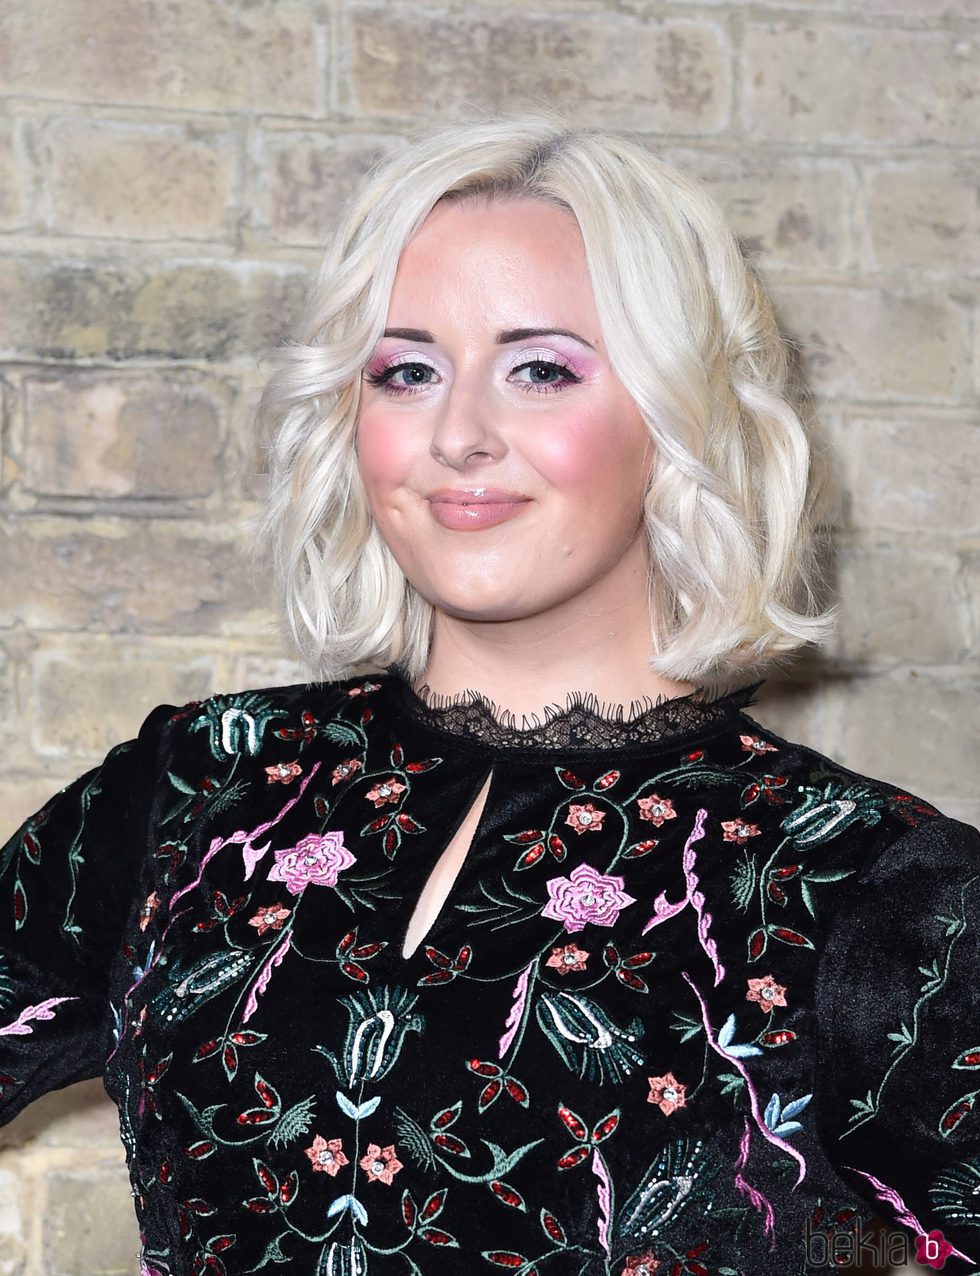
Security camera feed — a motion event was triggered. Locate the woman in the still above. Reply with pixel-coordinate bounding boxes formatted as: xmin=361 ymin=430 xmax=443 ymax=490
xmin=2 ymin=114 xmax=978 ymax=1275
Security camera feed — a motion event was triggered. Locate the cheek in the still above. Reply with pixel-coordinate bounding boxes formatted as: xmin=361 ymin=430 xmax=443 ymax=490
xmin=355 ymin=408 xmax=413 ymax=493
xmin=531 ymin=402 xmax=650 ymax=500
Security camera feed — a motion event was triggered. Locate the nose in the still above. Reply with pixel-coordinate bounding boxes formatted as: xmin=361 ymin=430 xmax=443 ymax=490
xmin=428 ymin=371 xmax=505 ymax=469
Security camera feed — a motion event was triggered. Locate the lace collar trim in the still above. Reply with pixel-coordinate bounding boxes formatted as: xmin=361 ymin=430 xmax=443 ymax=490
xmin=386 ymin=666 xmax=763 ymax=752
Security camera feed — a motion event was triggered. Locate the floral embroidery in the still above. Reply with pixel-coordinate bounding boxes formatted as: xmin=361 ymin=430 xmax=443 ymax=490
xmin=364 ymin=777 xmax=407 ymax=807
xmin=740 ymin=733 xmax=777 ymax=755
xmin=721 ymin=817 xmax=761 ymax=844
xmin=746 ymin=974 xmax=787 ymax=1012
xmin=541 ymin=864 xmax=637 ymax=933
xmin=138 ymin=891 xmax=160 ymax=932
xmin=266 ymin=831 xmax=356 ymax=894
xmin=647 ymin=1071 xmax=687 ymax=1115
xmin=546 ymin=943 xmax=590 ymax=974
xmin=305 ymin=1134 xmax=349 ymax=1176
xmin=247 ymin=904 xmax=291 ymax=936
xmin=264 ymin=760 xmax=302 ymax=784
xmin=565 ymin=802 xmax=606 ymax=834
xmin=622 ymin=1252 xmax=661 ymax=1275
xmin=359 ymin=1142 xmax=403 ymax=1184
xmin=331 ymin=758 xmax=362 ymax=785
xmin=636 ymin=793 xmax=676 ymax=826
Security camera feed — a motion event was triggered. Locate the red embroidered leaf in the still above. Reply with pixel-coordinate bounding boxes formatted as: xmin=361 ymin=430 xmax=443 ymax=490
xmin=159 ymin=1160 xmax=173 ymax=1184
xmin=603 ymin=945 xmax=620 ymax=968
xmin=940 ymin=1093 xmax=977 ymax=1134
xmin=420 ymin=1228 xmax=459 ymax=1247
xmin=483 ymin=1252 xmax=527 ymax=1268
xmin=431 ymin=1101 xmax=462 ymax=1130
xmin=236 ymin=1109 xmax=277 ymax=1126
xmin=453 ymin=945 xmax=472 ymax=971
xmin=766 ymin=882 xmax=787 ymax=906
xmin=279 ymin=1171 xmax=298 ymax=1205
xmin=352 ymin=942 xmax=384 ymax=959
xmin=208 ymin=1235 xmax=235 ymax=1254
xmin=504 ymin=1077 xmax=529 ymax=1107
xmin=313 ymin=796 xmax=328 ymax=818
xmin=194 ymin=1039 xmax=221 ymax=1062
xmin=391 ymin=741 xmax=404 ymax=766
xmin=22 ymin=833 xmax=41 ymax=864
xmin=772 ymin=864 xmax=801 ymax=879
xmin=556 ymin=1144 xmax=590 ymax=1170
xmin=432 ymin=1132 xmax=469 ymax=1157
xmin=615 ymin=969 xmax=649 ymax=993
xmin=748 ymin=928 xmax=767 ymax=961
xmin=222 ymin=1044 xmax=239 ymax=1080
xmin=623 ymin=951 xmax=655 ymax=968
xmin=213 ymin=891 xmax=232 ymax=917
xmin=145 ymin=1054 xmax=173 ymax=1085
xmin=468 ymin=1059 xmax=502 ymax=1077
xmin=341 ymin=962 xmax=369 ymax=983
xmin=555 ymin=768 xmax=585 ymax=790
xmin=396 ymin=813 xmax=425 ymax=833
xmin=229 ymin=1031 xmax=265 ymax=1047
xmin=505 ymin=829 xmax=545 ymax=844
xmin=402 ymin=1190 xmax=417 ymax=1229
xmin=383 ymin=827 xmax=399 ymax=856
xmin=184 ymin=1141 xmax=215 ymax=1160
xmin=770 ymin=926 xmax=813 ymax=949
xmin=548 ymin=835 xmax=567 ymax=862
xmin=253 ymin=1160 xmax=277 ymax=1195
xmin=254 ymin=1075 xmax=279 ymax=1109
xmin=361 ymin=708 xmax=373 ymax=724
xmin=952 ymin=1047 xmax=980 ymax=1069
xmin=623 ymin=839 xmax=659 ymax=859
xmin=337 ymin=930 xmax=357 ymax=955
xmin=595 ymin=769 xmax=620 ymax=790
xmin=405 ymin=758 xmax=440 ymax=773
xmin=419 ymin=970 xmax=455 ymax=986
xmin=478 ymin=1079 xmax=502 ymax=1112
xmin=194 ymin=919 xmax=219 ymax=933
xmin=182 ymin=1198 xmax=216 ymax=1216
xmin=490 ymin=1180 xmax=526 ymax=1210
xmin=591 ymin=1110 xmax=620 ymax=1143
xmin=760 ymin=1029 xmax=797 ymax=1047
xmin=244 ymin=1197 xmax=272 ymax=1214
xmin=540 ymin=1208 xmax=567 ymax=1244
xmin=421 ymin=1189 xmax=447 ymax=1220
xmin=515 ymin=842 xmax=546 ymax=870
xmin=425 ymin=947 xmax=454 ymax=970
xmin=365 ymin=816 xmax=390 ymax=834
xmin=557 ymin=1103 xmax=588 ymax=1140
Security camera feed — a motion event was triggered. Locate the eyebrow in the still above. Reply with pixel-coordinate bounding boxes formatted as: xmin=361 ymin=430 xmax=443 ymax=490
xmin=381 ymin=326 xmax=596 ymax=351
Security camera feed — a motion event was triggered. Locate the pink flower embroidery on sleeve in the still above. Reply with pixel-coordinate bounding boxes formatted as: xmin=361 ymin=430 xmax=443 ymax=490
xmin=541 ymin=864 xmax=636 ymax=933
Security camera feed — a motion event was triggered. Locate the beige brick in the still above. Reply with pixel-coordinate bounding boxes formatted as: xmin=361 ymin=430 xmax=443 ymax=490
xmin=0 ymin=258 xmax=310 ymax=362
xmin=0 ymin=114 xmax=25 ymax=231
xmin=0 ymin=649 xmax=15 ymax=756
xmin=1 ymin=0 xmax=320 ymax=114
xmin=668 ymin=149 xmax=854 ymax=272
xmin=42 ymin=1164 xmax=139 ymax=1275
xmin=771 ymin=285 xmax=970 ymax=401
xmin=825 ymin=673 xmax=980 ymax=805
xmin=0 ymin=1167 xmax=25 ymax=1276
xmin=827 ymin=540 xmax=967 ymax=665
xmin=0 ymin=518 xmax=265 ymax=635
xmin=29 ymin=641 xmax=216 ymax=760
xmin=23 ymin=1080 xmax=122 ymax=1149
xmin=22 ymin=372 xmax=227 ymax=499
xmin=743 ymin=25 xmax=980 ymax=145
xmin=346 ymin=6 xmax=732 ymax=132
xmin=963 ymin=553 xmax=980 ymax=664
xmin=253 ymin=129 xmax=403 ymax=246
xmin=864 ymin=160 xmax=980 ymax=274
xmin=834 ymin=415 xmax=980 ymax=534
xmin=41 ymin=118 xmax=239 ymax=242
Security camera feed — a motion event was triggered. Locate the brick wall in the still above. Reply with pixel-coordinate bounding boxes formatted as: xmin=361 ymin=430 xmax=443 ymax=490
xmin=0 ymin=1 xmax=977 ymax=1270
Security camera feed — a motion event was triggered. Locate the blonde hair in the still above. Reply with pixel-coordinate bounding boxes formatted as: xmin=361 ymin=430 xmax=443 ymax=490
xmin=254 ymin=110 xmax=833 ymax=684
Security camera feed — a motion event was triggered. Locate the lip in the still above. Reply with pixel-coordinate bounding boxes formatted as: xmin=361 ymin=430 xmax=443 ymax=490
xmin=425 ymin=487 xmax=532 ymax=531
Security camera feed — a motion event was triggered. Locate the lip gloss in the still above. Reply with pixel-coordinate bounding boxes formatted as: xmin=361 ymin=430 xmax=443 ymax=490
xmin=427 ymin=500 xmax=531 ymax=531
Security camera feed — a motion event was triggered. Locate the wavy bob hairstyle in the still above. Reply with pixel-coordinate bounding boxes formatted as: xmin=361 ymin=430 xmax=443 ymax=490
xmin=255 ymin=111 xmax=833 ymax=685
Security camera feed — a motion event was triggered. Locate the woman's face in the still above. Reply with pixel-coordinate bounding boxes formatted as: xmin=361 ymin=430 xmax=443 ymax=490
xmin=355 ymin=196 xmax=655 ymax=625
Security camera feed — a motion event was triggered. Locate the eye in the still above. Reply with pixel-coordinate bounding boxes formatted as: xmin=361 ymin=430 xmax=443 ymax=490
xmin=509 ymin=358 xmax=582 ymax=395
xmin=363 ymin=361 xmax=439 ymax=396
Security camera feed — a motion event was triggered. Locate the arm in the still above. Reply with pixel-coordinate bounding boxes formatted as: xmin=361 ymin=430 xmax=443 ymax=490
xmin=814 ymin=813 xmax=980 ymax=1270
xmin=0 ymin=702 xmax=178 ymax=1127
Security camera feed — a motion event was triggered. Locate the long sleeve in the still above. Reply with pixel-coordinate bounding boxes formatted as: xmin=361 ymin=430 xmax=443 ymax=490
xmin=814 ymin=813 xmax=980 ymax=1270
xmin=0 ymin=701 xmax=177 ymax=1128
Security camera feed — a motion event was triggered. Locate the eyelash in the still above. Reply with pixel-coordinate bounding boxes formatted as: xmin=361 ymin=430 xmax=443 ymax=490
xmin=363 ymin=358 xmax=583 ymax=398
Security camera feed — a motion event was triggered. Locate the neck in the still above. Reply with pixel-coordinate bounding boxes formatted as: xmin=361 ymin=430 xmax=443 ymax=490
xmin=414 ymin=551 xmax=696 ymax=720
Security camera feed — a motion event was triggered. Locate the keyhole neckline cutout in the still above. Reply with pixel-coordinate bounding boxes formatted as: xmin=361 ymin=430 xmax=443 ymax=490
xmin=400 ymin=765 xmax=494 ymax=961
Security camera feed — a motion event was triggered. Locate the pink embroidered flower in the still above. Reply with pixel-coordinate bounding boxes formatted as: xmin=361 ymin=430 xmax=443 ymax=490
xmin=138 ymin=891 xmax=160 ymax=932
xmin=647 ymin=1072 xmax=686 ymax=1115
xmin=546 ymin=943 xmax=591 ymax=975
xmin=721 ymin=818 xmax=761 ymax=844
xmin=542 ymin=863 xmax=636 ymax=934
xmin=740 ymin=733 xmax=777 ymax=755
xmin=248 ymin=904 xmax=292 ymax=936
xmin=565 ymin=802 xmax=606 ymax=835
xmin=265 ymin=760 xmax=302 ymax=784
xmin=305 ymin=1134 xmax=349 ymax=1176
xmin=347 ymin=681 xmax=381 ymax=697
xmin=636 ymin=794 xmax=677 ymax=827
xmin=267 ymin=832 xmax=356 ymax=895
xmin=331 ymin=758 xmax=363 ymax=786
xmin=746 ymin=974 xmax=787 ymax=1012
xmin=622 ymin=1254 xmax=661 ymax=1276
xmin=365 ymin=778 xmax=407 ymax=808
xmin=359 ymin=1142 xmax=402 ymax=1185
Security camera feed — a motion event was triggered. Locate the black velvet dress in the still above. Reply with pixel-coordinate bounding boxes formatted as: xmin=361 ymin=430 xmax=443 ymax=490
xmin=2 ymin=668 xmax=979 ymax=1276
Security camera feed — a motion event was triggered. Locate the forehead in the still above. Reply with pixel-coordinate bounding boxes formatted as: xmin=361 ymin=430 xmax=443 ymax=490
xmin=387 ymin=196 xmax=596 ymax=324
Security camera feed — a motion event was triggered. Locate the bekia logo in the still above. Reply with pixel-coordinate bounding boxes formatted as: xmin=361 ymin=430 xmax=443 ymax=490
xmin=915 ymin=1229 xmax=953 ymax=1270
